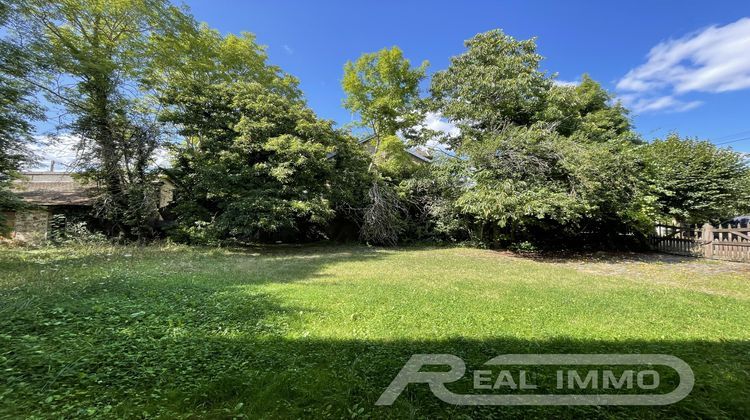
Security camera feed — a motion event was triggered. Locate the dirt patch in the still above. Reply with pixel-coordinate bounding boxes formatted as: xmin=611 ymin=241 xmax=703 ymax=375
xmin=550 ymin=252 xmax=750 ymax=300
xmin=466 ymin=248 xmax=750 ymax=299
xmin=546 ymin=251 xmax=750 ymax=277
xmin=474 ymin=248 xmax=750 ymax=276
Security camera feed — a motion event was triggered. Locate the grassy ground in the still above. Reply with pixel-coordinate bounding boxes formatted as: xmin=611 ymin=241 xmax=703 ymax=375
xmin=1 ymin=244 xmax=748 ymax=418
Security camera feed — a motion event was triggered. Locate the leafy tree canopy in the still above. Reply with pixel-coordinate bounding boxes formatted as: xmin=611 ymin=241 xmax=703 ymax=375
xmin=341 ymin=47 xmax=429 ymax=245
xmin=640 ymin=134 xmax=750 ymax=224
xmin=0 ymin=0 xmax=39 ymax=175
xmin=541 ymin=74 xmax=635 ymax=143
xmin=156 ymin=25 xmax=370 ymax=243
xmin=16 ymin=0 xmax=186 ymax=237
xmin=343 ymin=46 xmax=427 ymax=140
xmin=430 ymin=30 xmax=550 ymax=137
xmin=0 ymin=0 xmax=42 ymax=231
xmin=148 ymin=19 xmax=301 ymax=138
xmin=428 ymin=29 xmax=644 ymax=246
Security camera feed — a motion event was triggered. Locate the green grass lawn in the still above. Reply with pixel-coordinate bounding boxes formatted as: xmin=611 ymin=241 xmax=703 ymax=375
xmin=1 ymin=244 xmax=748 ymax=418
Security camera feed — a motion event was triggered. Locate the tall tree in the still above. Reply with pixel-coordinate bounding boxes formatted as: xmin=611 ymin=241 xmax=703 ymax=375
xmin=429 ymin=29 xmax=645 ymax=246
xmin=151 ymin=22 xmax=370 ymax=243
xmin=146 ymin=20 xmax=302 ymax=130
xmin=0 ymin=0 xmax=41 ymax=232
xmin=343 ymin=47 xmax=427 ymax=158
xmin=430 ymin=29 xmax=550 ymax=140
xmin=541 ymin=74 xmax=635 ymax=143
xmin=17 ymin=0 xmax=182 ymax=237
xmin=641 ymin=135 xmax=750 ymax=224
xmin=342 ymin=47 xmax=428 ymax=244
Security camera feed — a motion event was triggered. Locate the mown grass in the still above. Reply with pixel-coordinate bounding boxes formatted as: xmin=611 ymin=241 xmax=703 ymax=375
xmin=1 ymin=244 xmax=748 ymax=418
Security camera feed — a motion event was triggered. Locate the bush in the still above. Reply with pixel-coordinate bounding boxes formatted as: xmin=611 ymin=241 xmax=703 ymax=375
xmin=509 ymin=240 xmax=538 ymax=253
xmin=49 ymin=214 xmax=107 ymax=246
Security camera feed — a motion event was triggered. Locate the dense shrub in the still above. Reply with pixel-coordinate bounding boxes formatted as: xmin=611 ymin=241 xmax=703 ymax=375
xmin=640 ymin=134 xmax=750 ymax=224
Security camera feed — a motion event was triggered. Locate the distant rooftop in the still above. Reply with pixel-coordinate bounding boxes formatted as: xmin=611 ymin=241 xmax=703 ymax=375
xmin=12 ymin=172 xmax=93 ymax=206
xmin=356 ymin=136 xmax=433 ymax=163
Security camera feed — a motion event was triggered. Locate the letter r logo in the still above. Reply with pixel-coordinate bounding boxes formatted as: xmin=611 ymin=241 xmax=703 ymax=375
xmin=375 ymin=354 xmax=466 ymax=405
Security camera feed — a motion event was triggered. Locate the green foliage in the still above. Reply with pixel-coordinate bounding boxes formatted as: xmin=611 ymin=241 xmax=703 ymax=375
xmin=340 ymin=32 xmax=647 ymax=248
xmin=2 ymin=5 xmax=742 ymax=250
xmin=508 ymin=240 xmax=538 ymax=253
xmin=0 ymin=0 xmax=42 ymax=229
xmin=372 ymin=135 xmax=419 ymax=180
xmin=48 ymin=214 xmax=107 ymax=245
xmin=542 ymin=75 xmax=635 ymax=143
xmin=640 ymin=134 xmax=750 ymax=224
xmin=430 ymin=33 xmax=634 ymax=148
xmin=342 ymin=47 xmax=429 ymax=245
xmin=342 ymin=47 xmax=427 ymax=138
xmin=170 ymin=85 xmax=366 ymax=242
xmin=428 ymin=30 xmax=645 ymax=247
xmin=155 ymin=25 xmax=370 ymax=243
xmin=0 ymin=0 xmax=38 ymax=173
xmin=398 ymin=157 xmax=472 ymax=242
xmin=454 ymin=134 xmax=647 ymax=246
xmin=16 ymin=0 xmax=181 ymax=238
xmin=430 ymin=29 xmax=550 ymax=134
xmin=148 ymin=20 xmax=301 ymax=132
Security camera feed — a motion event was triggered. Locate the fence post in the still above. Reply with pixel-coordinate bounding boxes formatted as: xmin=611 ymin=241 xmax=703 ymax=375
xmin=702 ymin=223 xmax=713 ymax=258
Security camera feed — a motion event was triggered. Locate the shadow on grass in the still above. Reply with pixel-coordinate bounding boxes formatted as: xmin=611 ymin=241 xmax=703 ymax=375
xmin=158 ymin=335 xmax=749 ymax=419
xmin=495 ymin=249 xmax=705 ymax=265
xmin=5 ymin=334 xmax=748 ymax=418
xmin=1 ymin=245 xmax=748 ymax=418
xmin=3 ymin=303 xmax=748 ymax=418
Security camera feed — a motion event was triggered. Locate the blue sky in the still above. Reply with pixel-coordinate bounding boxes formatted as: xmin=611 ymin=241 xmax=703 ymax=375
xmin=182 ymin=0 xmax=750 ymax=151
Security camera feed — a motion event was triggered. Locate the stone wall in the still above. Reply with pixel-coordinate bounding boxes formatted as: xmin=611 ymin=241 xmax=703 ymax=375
xmin=13 ymin=209 xmax=50 ymax=243
xmin=159 ymin=181 xmax=175 ymax=209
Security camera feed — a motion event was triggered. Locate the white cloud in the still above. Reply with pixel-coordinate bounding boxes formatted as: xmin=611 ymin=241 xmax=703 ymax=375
xmin=419 ymin=112 xmax=458 ymax=157
xmin=617 ymin=17 xmax=750 ymax=113
xmin=620 ymin=94 xmax=703 ymax=114
xmin=25 ymin=135 xmax=82 ymax=172
xmin=283 ymin=44 xmax=294 ymax=55
xmin=24 ymin=135 xmax=171 ymax=172
xmin=423 ymin=112 xmax=460 ymax=138
xmin=151 ymin=146 xmax=172 ymax=168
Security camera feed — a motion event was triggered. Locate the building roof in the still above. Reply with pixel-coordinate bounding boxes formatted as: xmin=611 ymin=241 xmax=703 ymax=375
xmin=405 ymin=147 xmax=432 ymax=163
xmin=12 ymin=172 xmax=94 ymax=206
xmin=356 ymin=136 xmax=433 ymax=163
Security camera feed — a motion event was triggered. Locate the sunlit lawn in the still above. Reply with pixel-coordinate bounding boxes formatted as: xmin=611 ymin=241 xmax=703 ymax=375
xmin=1 ymin=244 xmax=748 ymax=418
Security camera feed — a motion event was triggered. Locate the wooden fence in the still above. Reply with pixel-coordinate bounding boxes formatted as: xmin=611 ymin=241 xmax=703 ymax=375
xmin=650 ymin=223 xmax=750 ymax=262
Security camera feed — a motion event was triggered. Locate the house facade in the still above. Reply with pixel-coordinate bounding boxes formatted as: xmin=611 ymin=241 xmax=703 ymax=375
xmin=3 ymin=172 xmax=93 ymax=243
xmin=3 ymin=172 xmax=174 ymax=243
